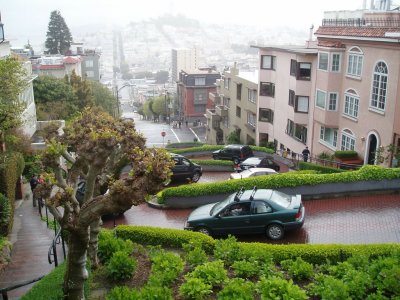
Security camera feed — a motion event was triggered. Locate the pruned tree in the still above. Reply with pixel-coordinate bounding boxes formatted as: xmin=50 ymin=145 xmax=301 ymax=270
xmin=0 ymin=57 xmax=28 ymax=151
xmin=45 ymin=10 xmax=73 ymax=55
xmin=36 ymin=108 xmax=174 ymax=299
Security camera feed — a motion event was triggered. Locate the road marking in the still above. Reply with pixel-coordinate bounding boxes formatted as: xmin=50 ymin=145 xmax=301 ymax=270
xmin=171 ymin=128 xmax=180 ymax=143
xmin=189 ymin=128 xmax=201 ymax=142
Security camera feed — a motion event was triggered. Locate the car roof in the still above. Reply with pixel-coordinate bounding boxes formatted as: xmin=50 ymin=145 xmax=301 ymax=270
xmin=170 ymin=153 xmax=184 ymax=158
xmin=232 ymin=189 xmax=291 ymax=204
xmin=225 ymin=144 xmax=249 ymax=149
xmin=248 ymin=167 xmax=277 ymax=173
xmin=241 ymin=157 xmax=262 ymax=163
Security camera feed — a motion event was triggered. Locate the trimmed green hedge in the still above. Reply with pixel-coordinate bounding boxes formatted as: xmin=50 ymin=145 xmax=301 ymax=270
xmin=168 ymin=144 xmax=274 ymax=156
xmin=191 ymin=159 xmax=233 ymax=166
xmin=166 ymin=142 xmax=204 ymax=149
xmin=115 ymin=225 xmax=215 ymax=253
xmin=156 ymin=165 xmax=400 ymax=203
xmin=299 ymin=162 xmax=346 ymax=174
xmin=334 ymin=150 xmax=358 ymax=159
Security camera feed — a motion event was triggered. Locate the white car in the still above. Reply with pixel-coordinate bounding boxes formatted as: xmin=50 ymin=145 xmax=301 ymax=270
xmin=230 ymin=167 xmax=278 ymax=180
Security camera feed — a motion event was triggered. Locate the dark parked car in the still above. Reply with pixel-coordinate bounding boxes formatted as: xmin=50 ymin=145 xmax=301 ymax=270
xmin=212 ymin=144 xmax=253 ymax=164
xmin=240 ymin=156 xmax=280 ymax=172
xmin=170 ymin=153 xmax=202 ymax=183
xmin=184 ymin=187 xmax=305 ymax=240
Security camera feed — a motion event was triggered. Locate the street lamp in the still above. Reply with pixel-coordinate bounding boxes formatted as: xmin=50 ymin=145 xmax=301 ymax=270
xmin=164 ymin=90 xmax=170 ymax=125
xmin=0 ymin=13 xmax=5 ymax=44
xmin=115 ymin=84 xmax=133 ymax=118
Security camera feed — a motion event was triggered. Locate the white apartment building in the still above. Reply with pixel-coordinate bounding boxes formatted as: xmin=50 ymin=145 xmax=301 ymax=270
xmin=171 ymin=48 xmax=198 ymax=82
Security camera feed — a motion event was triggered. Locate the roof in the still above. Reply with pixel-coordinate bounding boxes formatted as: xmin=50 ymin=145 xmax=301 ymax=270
xmin=251 ymin=45 xmax=318 ymax=55
xmin=63 ymin=56 xmax=81 ymax=64
xmin=40 ymin=64 xmax=64 ymax=70
xmin=315 ymin=26 xmax=400 ymax=39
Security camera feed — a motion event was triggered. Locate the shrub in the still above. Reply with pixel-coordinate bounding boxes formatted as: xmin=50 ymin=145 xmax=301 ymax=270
xmin=184 ymin=246 xmax=208 ymax=267
xmin=179 ymin=277 xmax=212 ymax=300
xmin=0 ymin=194 xmax=11 ymax=237
xmin=106 ymin=286 xmax=139 ymax=300
xmin=280 ymin=257 xmax=314 ymax=280
xmin=191 ymin=159 xmax=233 ymax=166
xmin=106 ymin=251 xmax=137 ymax=281
xmin=213 ymin=235 xmax=242 ymax=266
xmin=256 ymin=277 xmax=307 ymax=300
xmin=232 ymin=260 xmax=259 ymax=278
xmin=138 ymin=285 xmax=173 ymax=300
xmin=334 ymin=150 xmax=358 ymax=159
xmin=217 ymin=278 xmax=254 ymax=300
xmin=166 ymin=142 xmax=204 ymax=149
xmin=98 ymin=230 xmax=134 ymax=263
xmin=298 ymin=161 xmax=346 ymax=174
xmin=148 ymin=250 xmax=184 ymax=286
xmin=309 ymin=275 xmax=350 ymax=300
xmin=185 ymin=260 xmax=227 ymax=287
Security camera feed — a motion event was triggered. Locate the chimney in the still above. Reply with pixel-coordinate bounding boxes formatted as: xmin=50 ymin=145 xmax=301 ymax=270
xmin=309 ymin=24 xmax=314 ymax=42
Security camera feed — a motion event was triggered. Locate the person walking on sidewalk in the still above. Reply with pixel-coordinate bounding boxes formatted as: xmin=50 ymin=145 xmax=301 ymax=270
xmin=30 ymin=174 xmax=38 ymax=207
xmin=302 ymin=146 xmax=310 ymax=162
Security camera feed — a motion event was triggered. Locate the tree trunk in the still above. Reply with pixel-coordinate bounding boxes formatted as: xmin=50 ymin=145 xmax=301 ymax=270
xmin=63 ymin=227 xmax=90 ymax=300
xmin=88 ymin=217 xmax=101 ymax=269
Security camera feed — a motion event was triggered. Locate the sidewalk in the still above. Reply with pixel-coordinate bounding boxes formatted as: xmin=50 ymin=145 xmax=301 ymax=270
xmin=0 ymin=184 xmax=60 ymax=299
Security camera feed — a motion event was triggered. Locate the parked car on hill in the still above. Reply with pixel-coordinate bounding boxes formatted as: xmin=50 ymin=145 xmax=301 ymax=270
xmin=240 ymin=156 xmax=280 ymax=171
xmin=229 ymin=167 xmax=278 ymax=180
xmin=184 ymin=187 xmax=305 ymax=240
xmin=212 ymin=144 xmax=253 ymax=164
xmin=169 ymin=153 xmax=203 ymax=183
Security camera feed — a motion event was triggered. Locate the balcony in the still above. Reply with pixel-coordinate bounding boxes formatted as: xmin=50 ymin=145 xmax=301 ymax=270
xmin=314 ymin=109 xmax=340 ymax=127
xmin=209 ymin=92 xmax=222 ymax=105
xmin=215 ymin=105 xmax=229 ymax=117
xmin=293 ymin=112 xmax=309 ymax=125
xmin=206 ymin=109 xmax=221 ymax=123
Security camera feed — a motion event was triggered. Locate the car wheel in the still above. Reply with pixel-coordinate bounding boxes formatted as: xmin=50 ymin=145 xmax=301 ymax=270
xmin=266 ymin=224 xmax=284 ymax=240
xmin=196 ymin=227 xmax=211 ymax=236
xmin=191 ymin=172 xmax=201 ymax=183
xmin=233 ymin=158 xmax=240 ymax=164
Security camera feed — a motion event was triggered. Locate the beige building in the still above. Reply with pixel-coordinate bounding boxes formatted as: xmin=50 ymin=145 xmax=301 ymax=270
xmin=206 ymin=64 xmax=258 ymax=145
xmin=171 ymin=48 xmax=198 ymax=82
xmin=254 ymin=7 xmax=400 ymax=166
xmin=31 ymin=55 xmax=82 ymax=78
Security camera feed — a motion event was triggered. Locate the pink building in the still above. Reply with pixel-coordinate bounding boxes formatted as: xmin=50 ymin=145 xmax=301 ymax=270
xmin=255 ymin=7 xmax=400 ymax=166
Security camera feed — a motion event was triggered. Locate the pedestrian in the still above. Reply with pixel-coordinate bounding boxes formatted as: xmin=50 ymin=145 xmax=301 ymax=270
xmin=185 ymin=120 xmax=188 ymax=127
xmin=30 ymin=174 xmax=38 ymax=207
xmin=37 ymin=174 xmax=44 ymax=184
xmin=178 ymin=121 xmax=182 ymax=128
xmin=302 ymin=146 xmax=310 ymax=162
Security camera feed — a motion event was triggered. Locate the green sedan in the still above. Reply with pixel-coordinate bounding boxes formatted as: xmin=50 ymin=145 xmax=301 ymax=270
xmin=184 ymin=187 xmax=305 ymax=240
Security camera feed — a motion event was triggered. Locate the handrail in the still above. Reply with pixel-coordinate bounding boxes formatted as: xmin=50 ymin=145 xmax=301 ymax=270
xmin=48 ymin=226 xmax=66 ymax=267
xmin=0 ymin=275 xmax=44 ymax=300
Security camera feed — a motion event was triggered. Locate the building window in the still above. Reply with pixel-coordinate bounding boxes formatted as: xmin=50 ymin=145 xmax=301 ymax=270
xmin=341 ymin=129 xmax=355 ymax=151
xmin=223 ymin=97 xmax=230 ymax=108
xmin=247 ymin=112 xmax=256 ymax=127
xmin=328 ymin=93 xmax=338 ymax=111
xmin=248 ymin=89 xmax=256 ymax=103
xmin=194 ymin=104 xmax=206 ymax=113
xmin=288 ymin=90 xmax=295 ymax=107
xmin=260 ymin=82 xmax=275 ymax=97
xmin=194 ymin=77 xmax=206 ymax=86
xmin=261 ymin=55 xmax=276 ymax=70
xmin=347 ymin=47 xmax=363 ymax=78
xmin=224 ymin=77 xmax=230 ymax=89
xmin=194 ymin=89 xmax=208 ymax=104
xmin=344 ymin=90 xmax=359 ymax=119
xmin=295 ymin=96 xmax=309 ymax=113
xmin=85 ymin=60 xmax=94 ymax=68
xmin=297 ymin=62 xmax=311 ymax=80
xmin=290 ymin=59 xmax=297 ymax=76
xmin=316 ymin=90 xmax=326 ymax=109
xmin=286 ymin=119 xmax=307 ymax=143
xmin=331 ymin=53 xmax=341 ymax=72
xmin=236 ymin=83 xmax=242 ymax=100
xmin=370 ymin=61 xmax=388 ymax=111
xmin=259 ymin=108 xmax=274 ymax=123
xmin=318 ymin=52 xmax=329 ymax=71
xmin=320 ymin=127 xmax=338 ymax=148
xmin=236 ymin=106 xmax=241 ymax=118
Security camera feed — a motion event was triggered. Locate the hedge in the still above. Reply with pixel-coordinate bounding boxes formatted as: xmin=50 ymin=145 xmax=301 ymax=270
xmin=299 ymin=161 xmax=346 ymax=174
xmin=191 ymin=159 xmax=233 ymax=166
xmin=115 ymin=225 xmax=400 ymax=265
xmin=166 ymin=142 xmax=204 ymax=149
xmin=156 ymin=165 xmax=400 ymax=203
xmin=0 ymin=194 xmax=11 ymax=237
xmin=168 ymin=144 xmax=274 ymax=156
xmin=334 ymin=150 xmax=359 ymax=159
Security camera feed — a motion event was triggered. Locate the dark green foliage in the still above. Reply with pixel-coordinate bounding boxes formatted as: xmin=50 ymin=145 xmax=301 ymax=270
xmin=213 ymin=235 xmax=242 ymax=266
xmin=185 ymin=260 xmax=227 ymax=287
xmin=136 ymin=285 xmax=173 ymax=300
xmin=98 ymin=230 xmax=134 ymax=263
xmin=165 ymin=142 xmax=204 ymax=149
xmin=45 ymin=10 xmax=72 ymax=55
xmin=23 ymin=154 xmax=43 ymax=179
xmin=334 ymin=150 xmax=359 ymax=159
xmin=256 ymin=277 xmax=308 ymax=300
xmin=0 ymin=194 xmax=11 ymax=236
xmin=226 ymin=129 xmax=241 ymax=144
xmin=309 ymin=275 xmax=350 ymax=300
xmin=88 ymin=80 xmax=117 ymax=116
xmin=280 ymin=257 xmax=314 ymax=280
xmin=106 ymin=286 xmax=139 ymax=300
xmin=182 ymin=240 xmax=208 ymax=267
xmin=299 ymin=161 xmax=346 ymax=173
xmin=232 ymin=260 xmax=259 ymax=278
xmin=217 ymin=278 xmax=254 ymax=300
xmin=179 ymin=277 xmax=212 ymax=300
xmin=148 ymin=250 xmax=184 ymax=286
xmin=106 ymin=251 xmax=137 ymax=281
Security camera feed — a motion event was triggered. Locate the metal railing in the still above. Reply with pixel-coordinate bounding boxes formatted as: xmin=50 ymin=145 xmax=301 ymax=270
xmin=48 ymin=226 xmax=66 ymax=267
xmin=322 ymin=18 xmax=400 ymax=27
xmin=0 ymin=276 xmax=44 ymax=300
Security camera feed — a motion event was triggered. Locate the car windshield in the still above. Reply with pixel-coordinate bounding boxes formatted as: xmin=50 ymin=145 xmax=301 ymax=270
xmin=210 ymin=195 xmax=235 ymax=216
xmin=271 ymin=191 xmax=292 ymax=208
xmin=243 ymin=157 xmax=260 ymax=164
xmin=238 ymin=169 xmax=253 ymax=177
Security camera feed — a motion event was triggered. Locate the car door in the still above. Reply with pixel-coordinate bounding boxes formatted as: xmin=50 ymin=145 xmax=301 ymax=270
xmin=219 ymin=148 xmax=232 ymax=160
xmin=172 ymin=157 xmax=191 ymax=180
xmin=248 ymin=200 xmax=275 ymax=234
xmin=212 ymin=202 xmax=253 ymax=235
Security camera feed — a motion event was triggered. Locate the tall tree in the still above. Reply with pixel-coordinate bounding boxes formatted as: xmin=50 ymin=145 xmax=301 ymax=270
xmin=45 ymin=10 xmax=73 ymax=55
xmin=37 ymin=108 xmax=173 ymax=299
xmin=0 ymin=57 xmax=28 ymax=151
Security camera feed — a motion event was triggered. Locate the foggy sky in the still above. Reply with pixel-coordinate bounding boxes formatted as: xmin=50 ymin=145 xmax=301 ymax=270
xmin=1 ymin=0 xmax=367 ymax=47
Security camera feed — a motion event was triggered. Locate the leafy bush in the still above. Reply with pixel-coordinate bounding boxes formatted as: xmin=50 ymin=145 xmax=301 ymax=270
xmin=280 ymin=257 xmax=314 ymax=280
xmin=166 ymin=142 xmax=204 ymax=149
xmin=106 ymin=286 xmax=139 ymax=300
xmin=217 ymin=278 xmax=254 ymax=300
xmin=318 ymin=151 xmax=335 ymax=160
xmin=256 ymin=277 xmax=307 ymax=300
xmin=98 ymin=230 xmax=134 ymax=263
xmin=138 ymin=285 xmax=173 ymax=300
xmin=148 ymin=250 xmax=184 ymax=286
xmin=183 ymin=245 xmax=208 ymax=267
xmin=309 ymin=275 xmax=350 ymax=300
xmin=213 ymin=235 xmax=242 ymax=266
xmin=232 ymin=260 xmax=259 ymax=278
xmin=185 ymin=260 xmax=227 ymax=287
xmin=299 ymin=161 xmax=346 ymax=174
xmin=191 ymin=159 xmax=233 ymax=166
xmin=179 ymin=277 xmax=212 ymax=300
xmin=106 ymin=251 xmax=137 ymax=281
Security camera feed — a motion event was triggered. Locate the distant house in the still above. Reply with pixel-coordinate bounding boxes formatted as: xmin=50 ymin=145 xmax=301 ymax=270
xmin=31 ymin=55 xmax=82 ymax=78
xmin=70 ymin=42 xmax=101 ymax=81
